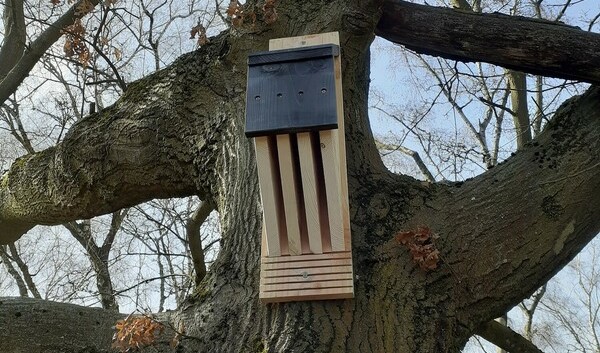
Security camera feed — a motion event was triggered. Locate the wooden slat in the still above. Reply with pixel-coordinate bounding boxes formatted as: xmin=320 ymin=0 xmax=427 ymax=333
xmin=332 ymin=39 xmax=351 ymax=252
xmin=261 ymin=279 xmax=353 ymax=292
xmin=269 ymin=32 xmax=339 ymax=50
xmin=261 ymin=265 xmax=352 ymax=278
xmin=261 ymin=272 xmax=353 ymax=285
xmin=297 ymin=132 xmax=322 ymax=254
xmin=262 ymin=258 xmax=350 ymax=271
xmin=319 ymin=130 xmax=345 ymax=251
xmin=276 ymin=135 xmax=302 ymax=255
xmin=260 ymin=287 xmax=354 ymax=302
xmin=255 ymin=137 xmax=282 ymax=256
xmin=261 ymin=251 xmax=350 ymax=264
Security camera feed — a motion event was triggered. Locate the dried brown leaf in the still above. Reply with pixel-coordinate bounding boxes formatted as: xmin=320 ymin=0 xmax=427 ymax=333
xmin=190 ymin=24 xmax=209 ymax=46
xmin=112 ymin=316 xmax=164 ymax=353
xmin=262 ymin=0 xmax=277 ymax=25
xmin=394 ymin=226 xmax=441 ymax=272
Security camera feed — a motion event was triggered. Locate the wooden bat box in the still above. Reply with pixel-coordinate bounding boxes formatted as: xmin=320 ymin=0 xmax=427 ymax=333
xmin=245 ymin=33 xmax=354 ymax=303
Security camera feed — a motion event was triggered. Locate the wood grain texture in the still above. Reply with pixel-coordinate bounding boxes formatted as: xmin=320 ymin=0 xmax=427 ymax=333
xmin=319 ymin=130 xmax=345 ymax=251
xmin=276 ymin=135 xmax=302 ymax=255
xmin=255 ymin=136 xmax=283 ymax=256
xmin=297 ymin=132 xmax=323 ymax=254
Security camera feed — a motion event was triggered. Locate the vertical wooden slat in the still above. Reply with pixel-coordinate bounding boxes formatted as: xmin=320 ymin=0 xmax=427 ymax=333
xmin=319 ymin=131 xmax=345 ymax=251
xmin=331 ymin=38 xmax=351 ymax=251
xmin=255 ymin=136 xmax=283 ymax=256
xmin=297 ymin=132 xmax=323 ymax=254
xmin=276 ymin=134 xmax=302 ymax=255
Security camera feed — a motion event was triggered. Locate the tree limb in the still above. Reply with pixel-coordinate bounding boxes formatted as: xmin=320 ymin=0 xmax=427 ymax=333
xmin=0 ymin=33 xmax=237 ymax=244
xmin=376 ymin=0 xmax=600 ymax=84
xmin=0 ymin=297 xmax=123 ymax=353
xmin=0 ymin=245 xmax=28 ymax=296
xmin=440 ymin=87 xmax=600 ymax=324
xmin=0 ymin=0 xmax=101 ymax=106
xmin=376 ymin=140 xmax=436 ymax=182
xmin=0 ymin=0 xmax=26 ymax=79
xmin=186 ymin=200 xmax=215 ymax=285
xmin=476 ymin=320 xmax=546 ymax=353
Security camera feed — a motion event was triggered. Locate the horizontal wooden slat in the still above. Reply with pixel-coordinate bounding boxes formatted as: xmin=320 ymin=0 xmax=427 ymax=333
xmin=262 ymin=251 xmax=351 ymax=264
xmin=261 ymin=272 xmax=353 ymax=285
xmin=262 ymin=258 xmax=350 ymax=271
xmin=261 ymin=279 xmax=353 ymax=292
xmin=261 ymin=265 xmax=352 ymax=278
xmin=260 ymin=287 xmax=354 ymax=303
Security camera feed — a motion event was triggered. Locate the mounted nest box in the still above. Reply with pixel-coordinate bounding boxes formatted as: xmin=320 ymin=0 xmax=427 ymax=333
xmin=245 ymin=32 xmax=354 ymax=303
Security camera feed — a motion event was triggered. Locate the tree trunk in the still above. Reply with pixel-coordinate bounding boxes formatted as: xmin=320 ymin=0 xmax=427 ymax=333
xmin=0 ymin=1 xmax=600 ymax=353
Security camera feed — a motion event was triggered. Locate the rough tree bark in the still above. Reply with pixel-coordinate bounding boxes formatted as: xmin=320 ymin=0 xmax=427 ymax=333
xmin=1 ymin=1 xmax=599 ymax=353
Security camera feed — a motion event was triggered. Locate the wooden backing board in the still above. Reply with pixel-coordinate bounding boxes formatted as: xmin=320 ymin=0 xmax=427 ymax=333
xmin=256 ymin=32 xmax=353 ymax=302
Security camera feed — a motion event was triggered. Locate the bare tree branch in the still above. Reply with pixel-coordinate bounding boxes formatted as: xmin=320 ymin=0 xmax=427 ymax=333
xmin=0 ymin=33 xmax=234 ymax=245
xmin=0 ymin=245 xmax=28 ymax=296
xmin=0 ymin=0 xmax=101 ymax=106
xmin=477 ymin=320 xmax=546 ymax=353
xmin=376 ymin=140 xmax=436 ymax=182
xmin=7 ymin=243 xmax=41 ymax=298
xmin=186 ymin=200 xmax=215 ymax=285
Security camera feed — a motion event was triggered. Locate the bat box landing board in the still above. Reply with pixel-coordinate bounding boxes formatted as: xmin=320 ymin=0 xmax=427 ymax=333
xmin=245 ymin=32 xmax=353 ymax=303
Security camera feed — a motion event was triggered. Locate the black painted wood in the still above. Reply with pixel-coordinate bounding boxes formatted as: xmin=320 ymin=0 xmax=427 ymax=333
xmin=245 ymin=44 xmax=340 ymax=138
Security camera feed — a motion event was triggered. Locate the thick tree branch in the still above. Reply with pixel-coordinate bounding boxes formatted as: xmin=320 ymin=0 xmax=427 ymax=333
xmin=0 ymin=297 xmax=123 ymax=353
xmin=0 ymin=0 xmax=26 ymax=79
xmin=476 ymin=320 xmax=545 ymax=353
xmin=376 ymin=1 xmax=600 ymax=84
xmin=438 ymin=87 xmax=600 ymax=325
xmin=0 ymin=0 xmax=101 ymax=106
xmin=0 ymin=33 xmax=238 ymax=244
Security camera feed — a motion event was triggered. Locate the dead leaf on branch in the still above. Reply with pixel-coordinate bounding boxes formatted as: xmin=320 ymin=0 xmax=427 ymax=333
xmin=262 ymin=0 xmax=278 ymax=25
xmin=62 ymin=19 xmax=90 ymax=66
xmin=113 ymin=47 xmax=122 ymax=61
xmin=75 ymin=0 xmax=95 ymax=16
xmin=112 ymin=315 xmax=164 ymax=352
xmin=190 ymin=23 xmax=209 ymax=46
xmin=394 ymin=226 xmax=440 ymax=271
xmin=227 ymin=0 xmax=244 ymax=27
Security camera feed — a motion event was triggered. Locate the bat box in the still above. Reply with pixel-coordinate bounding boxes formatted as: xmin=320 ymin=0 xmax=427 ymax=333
xmin=246 ymin=33 xmax=353 ymax=303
